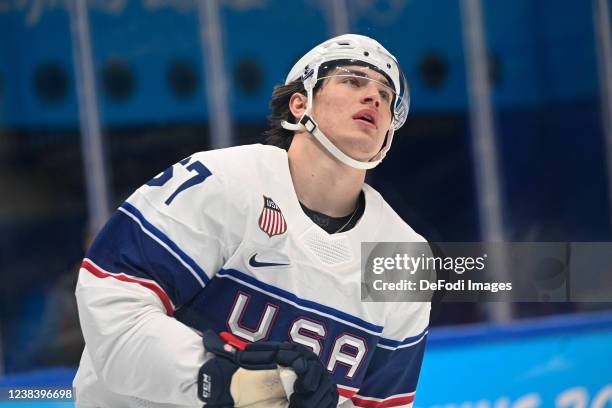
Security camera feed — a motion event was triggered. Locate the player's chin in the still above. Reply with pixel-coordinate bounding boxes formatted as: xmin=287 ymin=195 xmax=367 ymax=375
xmin=346 ymin=142 xmax=382 ymax=162
xmin=348 ymin=133 xmax=384 ymax=159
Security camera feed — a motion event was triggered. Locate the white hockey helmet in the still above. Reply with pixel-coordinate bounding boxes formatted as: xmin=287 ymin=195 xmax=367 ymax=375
xmin=281 ymin=34 xmax=410 ymax=169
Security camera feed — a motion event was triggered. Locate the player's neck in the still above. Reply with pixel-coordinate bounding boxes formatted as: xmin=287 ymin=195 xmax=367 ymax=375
xmin=287 ymin=134 xmax=365 ymax=217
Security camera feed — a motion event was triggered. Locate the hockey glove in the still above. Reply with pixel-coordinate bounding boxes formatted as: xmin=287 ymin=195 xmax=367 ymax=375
xmin=198 ymin=330 xmax=284 ymax=407
xmin=198 ymin=331 xmax=338 ymax=408
xmin=273 ymin=342 xmax=339 ymax=408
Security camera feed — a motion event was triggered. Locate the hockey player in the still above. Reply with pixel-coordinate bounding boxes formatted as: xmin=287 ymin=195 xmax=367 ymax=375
xmin=74 ymin=34 xmax=430 ymax=407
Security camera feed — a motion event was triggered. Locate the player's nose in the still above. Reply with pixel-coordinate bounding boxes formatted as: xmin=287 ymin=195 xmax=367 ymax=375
xmin=361 ymin=82 xmax=381 ymax=108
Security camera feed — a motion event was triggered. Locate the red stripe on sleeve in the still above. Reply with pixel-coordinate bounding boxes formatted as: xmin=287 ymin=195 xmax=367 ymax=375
xmin=338 ymin=387 xmax=358 ymax=399
xmin=81 ymin=259 xmax=174 ymax=316
xmin=351 ymin=394 xmax=415 ymax=408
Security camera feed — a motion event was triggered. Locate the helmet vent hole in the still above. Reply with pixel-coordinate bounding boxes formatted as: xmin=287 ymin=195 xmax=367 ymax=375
xmin=363 ymin=51 xmax=369 ymax=57
xmin=387 ymin=63 xmax=391 ymax=69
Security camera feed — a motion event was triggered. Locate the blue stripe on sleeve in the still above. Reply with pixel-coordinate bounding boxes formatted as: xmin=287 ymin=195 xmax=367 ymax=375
xmin=120 ymin=202 xmax=209 ymax=284
xmin=86 ymin=207 xmax=208 ymax=307
xmin=358 ymin=333 xmax=428 ymax=398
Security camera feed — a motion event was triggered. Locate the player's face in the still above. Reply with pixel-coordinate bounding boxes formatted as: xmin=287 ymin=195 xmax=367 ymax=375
xmin=311 ymin=65 xmax=394 ymax=162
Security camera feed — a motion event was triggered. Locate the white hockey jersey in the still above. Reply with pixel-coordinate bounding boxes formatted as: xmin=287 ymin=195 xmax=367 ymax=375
xmin=74 ymin=144 xmax=430 ymax=408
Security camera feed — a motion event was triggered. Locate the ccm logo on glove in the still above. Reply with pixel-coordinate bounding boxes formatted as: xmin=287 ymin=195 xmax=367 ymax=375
xmin=198 ymin=331 xmax=339 ymax=408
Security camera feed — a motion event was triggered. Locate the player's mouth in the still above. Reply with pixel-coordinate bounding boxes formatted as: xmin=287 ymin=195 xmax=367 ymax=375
xmin=352 ymin=109 xmax=377 ymax=129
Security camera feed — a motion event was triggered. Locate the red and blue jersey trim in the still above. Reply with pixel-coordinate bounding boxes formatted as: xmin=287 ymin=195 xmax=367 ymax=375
xmin=83 ymin=203 xmax=210 ymax=310
xmin=338 ymin=386 xmax=415 ymax=407
xmin=81 ymin=258 xmax=175 ymax=316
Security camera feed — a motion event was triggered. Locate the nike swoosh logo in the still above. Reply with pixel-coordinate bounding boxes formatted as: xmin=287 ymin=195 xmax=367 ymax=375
xmin=249 ymin=254 xmax=290 ymax=268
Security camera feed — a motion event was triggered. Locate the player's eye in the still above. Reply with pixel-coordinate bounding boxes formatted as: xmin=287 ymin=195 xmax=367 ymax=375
xmin=342 ymin=77 xmax=361 ymax=87
xmin=380 ymin=90 xmax=391 ymax=102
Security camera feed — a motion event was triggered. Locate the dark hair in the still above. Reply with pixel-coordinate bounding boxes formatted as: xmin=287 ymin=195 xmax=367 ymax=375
xmin=264 ymin=67 xmax=334 ymax=150
xmin=263 ymin=79 xmax=305 ymax=151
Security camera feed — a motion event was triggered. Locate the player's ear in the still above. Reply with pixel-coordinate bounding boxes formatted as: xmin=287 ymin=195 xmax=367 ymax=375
xmin=288 ymin=92 xmax=307 ymax=122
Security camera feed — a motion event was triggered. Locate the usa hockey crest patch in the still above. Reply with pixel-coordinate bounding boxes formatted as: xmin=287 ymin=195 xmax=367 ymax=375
xmin=258 ymin=196 xmax=287 ymax=237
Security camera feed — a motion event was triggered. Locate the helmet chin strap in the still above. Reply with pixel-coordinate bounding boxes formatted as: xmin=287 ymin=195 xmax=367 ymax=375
xmin=281 ymin=87 xmax=393 ymax=170
xmin=281 ymin=116 xmax=379 ymax=170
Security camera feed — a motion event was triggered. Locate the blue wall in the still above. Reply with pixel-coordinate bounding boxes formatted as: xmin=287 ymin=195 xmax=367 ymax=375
xmin=417 ymin=312 xmax=612 ymax=407
xmin=0 ymin=0 xmax=602 ymax=127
